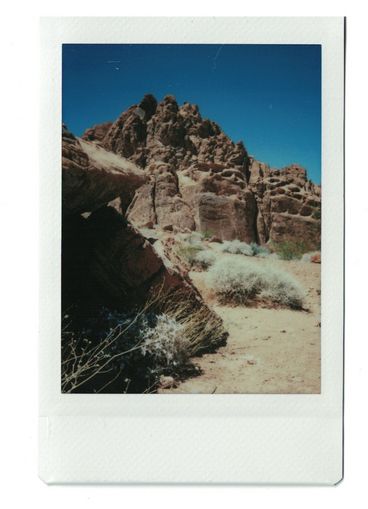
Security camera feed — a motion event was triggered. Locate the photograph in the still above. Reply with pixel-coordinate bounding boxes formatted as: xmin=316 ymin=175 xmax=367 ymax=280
xmin=61 ymin=43 xmax=321 ymax=394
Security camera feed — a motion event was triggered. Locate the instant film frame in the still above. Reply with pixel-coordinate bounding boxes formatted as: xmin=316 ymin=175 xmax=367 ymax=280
xmin=39 ymin=17 xmax=344 ymax=484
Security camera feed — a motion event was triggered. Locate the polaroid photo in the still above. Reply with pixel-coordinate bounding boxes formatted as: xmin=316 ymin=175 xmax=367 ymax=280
xmin=39 ymin=17 xmax=345 ymax=484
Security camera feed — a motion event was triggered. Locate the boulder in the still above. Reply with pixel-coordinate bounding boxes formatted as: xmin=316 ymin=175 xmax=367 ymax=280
xmin=62 ymin=127 xmax=147 ymax=216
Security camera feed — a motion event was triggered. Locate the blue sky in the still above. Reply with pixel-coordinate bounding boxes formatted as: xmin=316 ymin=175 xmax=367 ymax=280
xmin=62 ymin=44 xmax=321 ymax=183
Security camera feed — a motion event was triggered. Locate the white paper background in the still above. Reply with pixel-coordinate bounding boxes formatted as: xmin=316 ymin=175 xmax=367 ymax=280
xmin=38 ymin=16 xmax=344 ymax=484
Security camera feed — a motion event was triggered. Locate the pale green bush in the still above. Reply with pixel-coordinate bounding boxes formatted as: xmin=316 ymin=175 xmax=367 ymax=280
xmin=221 ymin=240 xmax=270 ymax=257
xmin=258 ymin=268 xmax=305 ymax=308
xmin=270 ymin=240 xmax=308 ymax=260
xmin=249 ymin=242 xmax=270 ymax=257
xmin=186 ymin=231 xmax=204 ymax=247
xmin=221 ymin=239 xmax=253 ymax=256
xmin=193 ymin=249 xmax=217 ymax=270
xmin=206 ymin=258 xmax=305 ymax=308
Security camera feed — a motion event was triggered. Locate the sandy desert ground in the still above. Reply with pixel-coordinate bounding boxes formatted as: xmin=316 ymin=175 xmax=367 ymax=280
xmin=159 ymin=253 xmax=321 ymax=394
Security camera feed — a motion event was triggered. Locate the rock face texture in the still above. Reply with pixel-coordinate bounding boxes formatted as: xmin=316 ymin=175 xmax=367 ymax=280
xmin=62 ymin=124 xmax=226 ymax=345
xmin=81 ymin=94 xmax=321 ymax=249
xmin=62 ymin=124 xmax=147 ymax=216
xmin=248 ymin=160 xmax=321 ymax=247
xmin=81 ymin=121 xmax=112 ymax=142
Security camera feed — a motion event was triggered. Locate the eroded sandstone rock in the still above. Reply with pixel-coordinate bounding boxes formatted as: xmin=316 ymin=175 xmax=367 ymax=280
xmin=81 ymin=121 xmax=112 ymax=142
xmin=248 ymin=160 xmax=321 ymax=248
xmin=81 ymin=94 xmax=321 ymax=249
xmin=62 ymin=125 xmax=147 ymax=216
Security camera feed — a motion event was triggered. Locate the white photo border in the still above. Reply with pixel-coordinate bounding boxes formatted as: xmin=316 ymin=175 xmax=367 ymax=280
xmin=39 ymin=17 xmax=344 ymax=484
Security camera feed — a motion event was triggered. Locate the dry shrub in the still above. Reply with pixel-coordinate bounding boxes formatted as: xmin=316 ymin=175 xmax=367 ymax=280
xmin=61 ymin=303 xmax=152 ymax=394
xmin=206 ymin=257 xmax=305 ymax=309
xmin=175 ymin=243 xmax=204 ymax=266
xmin=249 ymin=242 xmax=270 ymax=257
xmin=192 ymin=249 xmax=217 ymax=270
xmin=174 ymin=233 xmax=204 ymax=266
xmin=221 ymin=239 xmax=253 ymax=256
xmin=61 ymin=288 xmax=226 ymax=393
xmin=157 ymin=291 xmax=227 ymax=356
xmin=270 ymin=240 xmax=309 ymax=260
xmin=140 ymin=314 xmax=187 ymax=366
xmin=221 ymin=240 xmax=270 ymax=258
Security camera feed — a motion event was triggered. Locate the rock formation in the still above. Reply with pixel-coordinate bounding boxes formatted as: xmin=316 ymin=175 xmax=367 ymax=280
xmin=62 ymin=124 xmax=147 ymax=216
xmin=81 ymin=94 xmax=321 ymax=249
xmin=62 ymin=124 xmax=227 ymax=348
xmin=81 ymin=121 xmax=112 ymax=142
xmin=63 ymin=93 xmax=321 ymax=309
xmin=248 ymin=160 xmax=321 ymax=247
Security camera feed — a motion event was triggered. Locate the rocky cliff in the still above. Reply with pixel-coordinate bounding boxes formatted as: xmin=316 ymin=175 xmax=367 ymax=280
xmin=81 ymin=94 xmax=321 ymax=249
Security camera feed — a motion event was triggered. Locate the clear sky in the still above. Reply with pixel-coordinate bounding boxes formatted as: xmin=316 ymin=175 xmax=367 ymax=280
xmin=62 ymin=44 xmax=321 ymax=183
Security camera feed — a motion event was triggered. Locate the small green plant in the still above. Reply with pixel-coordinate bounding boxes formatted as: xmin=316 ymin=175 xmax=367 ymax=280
xmin=176 ymin=243 xmax=204 ymax=266
xmin=61 ymin=291 xmax=227 ymax=393
xmin=201 ymin=229 xmax=215 ymax=240
xmin=270 ymin=240 xmax=308 ymax=260
xmin=249 ymin=242 xmax=270 ymax=257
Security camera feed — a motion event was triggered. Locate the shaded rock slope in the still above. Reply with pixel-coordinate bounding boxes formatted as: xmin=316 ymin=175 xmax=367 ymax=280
xmin=81 ymin=94 xmax=321 ymax=248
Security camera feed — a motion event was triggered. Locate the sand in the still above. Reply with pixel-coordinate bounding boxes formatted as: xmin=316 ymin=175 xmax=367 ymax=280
xmin=159 ymin=256 xmax=321 ymax=394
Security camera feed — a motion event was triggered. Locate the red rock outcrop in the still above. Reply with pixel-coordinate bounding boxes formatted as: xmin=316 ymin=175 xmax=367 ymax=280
xmin=81 ymin=121 xmax=112 ymax=142
xmin=62 ymin=124 xmax=147 ymax=216
xmin=78 ymin=94 xmax=321 ymax=249
xmin=248 ymin=160 xmax=321 ymax=248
